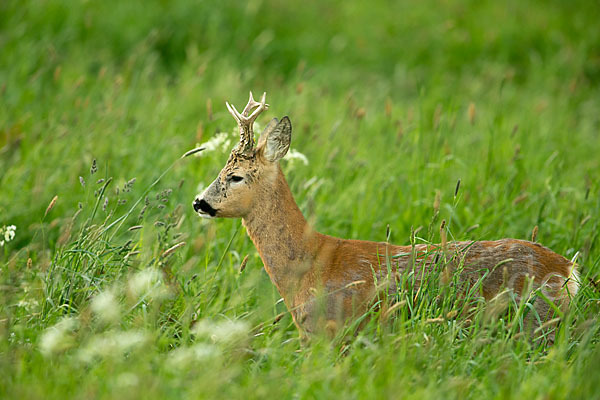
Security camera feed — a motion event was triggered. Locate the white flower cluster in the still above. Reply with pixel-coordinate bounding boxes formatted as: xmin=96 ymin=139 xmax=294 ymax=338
xmin=77 ymin=330 xmax=149 ymax=363
xmin=90 ymin=290 xmax=120 ymax=324
xmin=284 ymin=148 xmax=309 ymax=166
xmin=127 ymin=268 xmax=169 ymax=300
xmin=196 ymin=131 xmax=234 ymax=154
xmin=0 ymin=225 xmax=16 ymax=246
xmin=192 ymin=318 xmax=250 ymax=344
xmin=195 ymin=125 xmax=309 ymax=169
xmin=39 ymin=316 xmax=79 ymax=357
xmin=166 ymin=343 xmax=219 ymax=369
xmin=39 ymin=315 xmax=149 ymax=361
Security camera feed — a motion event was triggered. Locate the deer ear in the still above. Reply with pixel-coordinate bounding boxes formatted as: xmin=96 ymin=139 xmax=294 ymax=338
xmin=257 ymin=118 xmax=279 ymax=148
xmin=260 ymin=116 xmax=292 ymax=162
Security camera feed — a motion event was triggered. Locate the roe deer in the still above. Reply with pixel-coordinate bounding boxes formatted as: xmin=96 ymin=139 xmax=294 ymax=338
xmin=193 ymin=92 xmax=579 ymax=338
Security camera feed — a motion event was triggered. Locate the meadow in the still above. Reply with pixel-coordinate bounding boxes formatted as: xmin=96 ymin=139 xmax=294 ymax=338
xmin=1 ymin=0 xmax=600 ymax=398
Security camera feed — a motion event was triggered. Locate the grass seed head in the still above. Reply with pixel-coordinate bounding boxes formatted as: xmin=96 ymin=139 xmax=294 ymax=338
xmin=355 ymin=107 xmax=366 ymax=119
xmin=206 ymin=98 xmax=213 ymax=120
xmin=385 ymin=97 xmax=392 ymax=117
xmin=531 ymin=225 xmax=539 ymax=242
xmin=468 ymin=102 xmax=476 ymax=124
xmin=434 ymin=190 xmax=441 ymax=213
xmin=45 ymin=196 xmax=58 ymax=217
xmin=162 ymin=242 xmax=186 ymax=258
xmin=181 ymin=147 xmax=205 ymax=158
xmin=239 ymin=254 xmax=249 ymax=273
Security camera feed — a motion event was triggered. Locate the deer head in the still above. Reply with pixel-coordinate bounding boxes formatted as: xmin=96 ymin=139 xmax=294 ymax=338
xmin=193 ymin=92 xmax=292 ymax=218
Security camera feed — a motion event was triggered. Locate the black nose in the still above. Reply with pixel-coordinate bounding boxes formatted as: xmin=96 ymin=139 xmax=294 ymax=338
xmin=193 ymin=198 xmax=218 ymax=216
xmin=193 ymin=199 xmax=202 ymax=212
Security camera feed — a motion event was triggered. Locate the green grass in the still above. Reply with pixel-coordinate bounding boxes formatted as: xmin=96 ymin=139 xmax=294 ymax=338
xmin=1 ymin=0 xmax=600 ymax=398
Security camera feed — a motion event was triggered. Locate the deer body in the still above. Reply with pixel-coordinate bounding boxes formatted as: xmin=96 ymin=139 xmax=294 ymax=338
xmin=193 ymin=93 xmax=579 ymax=337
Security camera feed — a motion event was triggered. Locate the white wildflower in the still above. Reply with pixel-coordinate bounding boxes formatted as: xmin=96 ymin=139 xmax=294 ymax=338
xmin=198 ymin=131 xmax=233 ymax=154
xmin=192 ymin=319 xmax=250 ymax=345
xmin=90 ymin=289 xmax=120 ymax=323
xmin=17 ymin=298 xmax=39 ymax=311
xmin=77 ymin=330 xmax=149 ymax=363
xmin=127 ymin=268 xmax=166 ymax=299
xmin=0 ymin=224 xmax=16 ymax=246
xmin=39 ymin=316 xmax=79 ymax=357
xmin=127 ymin=269 xmax=171 ymax=302
xmin=284 ymin=148 xmax=309 ymax=166
xmin=166 ymin=343 xmax=219 ymax=369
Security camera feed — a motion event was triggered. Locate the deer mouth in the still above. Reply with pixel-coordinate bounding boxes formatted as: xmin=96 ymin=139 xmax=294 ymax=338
xmin=193 ymin=198 xmax=218 ymax=218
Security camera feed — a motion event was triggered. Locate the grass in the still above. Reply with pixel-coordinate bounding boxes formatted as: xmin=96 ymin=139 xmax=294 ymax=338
xmin=1 ymin=0 xmax=600 ymax=398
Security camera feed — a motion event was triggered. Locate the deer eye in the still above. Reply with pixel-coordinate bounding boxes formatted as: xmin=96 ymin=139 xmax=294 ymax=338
xmin=229 ymin=175 xmax=244 ymax=183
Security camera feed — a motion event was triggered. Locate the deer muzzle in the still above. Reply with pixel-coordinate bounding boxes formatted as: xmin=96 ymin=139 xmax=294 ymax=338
xmin=193 ymin=198 xmax=218 ymax=218
xmin=193 ymin=179 xmax=221 ymax=218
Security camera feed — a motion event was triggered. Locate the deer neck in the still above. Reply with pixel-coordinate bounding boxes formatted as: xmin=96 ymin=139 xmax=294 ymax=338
xmin=242 ymin=165 xmax=316 ymax=298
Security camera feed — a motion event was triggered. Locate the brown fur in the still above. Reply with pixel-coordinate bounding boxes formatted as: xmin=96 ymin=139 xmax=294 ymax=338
xmin=194 ymin=97 xmax=579 ymax=338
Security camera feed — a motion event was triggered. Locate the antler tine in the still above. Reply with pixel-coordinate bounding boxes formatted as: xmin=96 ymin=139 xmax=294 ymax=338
xmin=226 ymin=101 xmax=243 ymax=122
xmin=226 ymin=92 xmax=269 ymax=154
xmin=241 ymin=91 xmax=269 ymax=117
xmin=240 ymin=92 xmax=258 ymax=116
xmin=246 ymin=92 xmax=268 ymax=123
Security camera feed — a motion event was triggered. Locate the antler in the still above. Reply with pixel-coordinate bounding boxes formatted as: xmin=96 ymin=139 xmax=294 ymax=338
xmin=226 ymin=91 xmax=269 ymax=155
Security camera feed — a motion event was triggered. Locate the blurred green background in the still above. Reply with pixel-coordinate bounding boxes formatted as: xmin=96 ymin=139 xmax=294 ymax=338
xmin=1 ymin=0 xmax=600 ymax=398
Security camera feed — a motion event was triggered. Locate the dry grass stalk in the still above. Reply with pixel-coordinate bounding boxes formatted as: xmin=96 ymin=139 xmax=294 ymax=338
xmin=272 ymin=312 xmax=285 ymax=325
xmin=161 ymin=242 xmax=186 ymax=258
xmin=426 ymin=317 xmax=445 ymax=324
xmin=181 ymin=147 xmax=205 ymax=158
xmin=206 ymin=98 xmax=213 ymax=121
xmin=433 ymin=190 xmax=441 ymax=213
xmin=239 ymin=254 xmax=249 ymax=273
xmin=531 ymin=225 xmax=539 ymax=242
xmin=45 ymin=195 xmax=58 ymax=217
xmin=385 ymin=98 xmax=392 ymax=118
xmin=382 ymin=300 xmax=407 ymax=319
xmin=440 ymin=220 xmax=452 ymax=285
xmin=468 ymin=102 xmax=476 ymax=124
